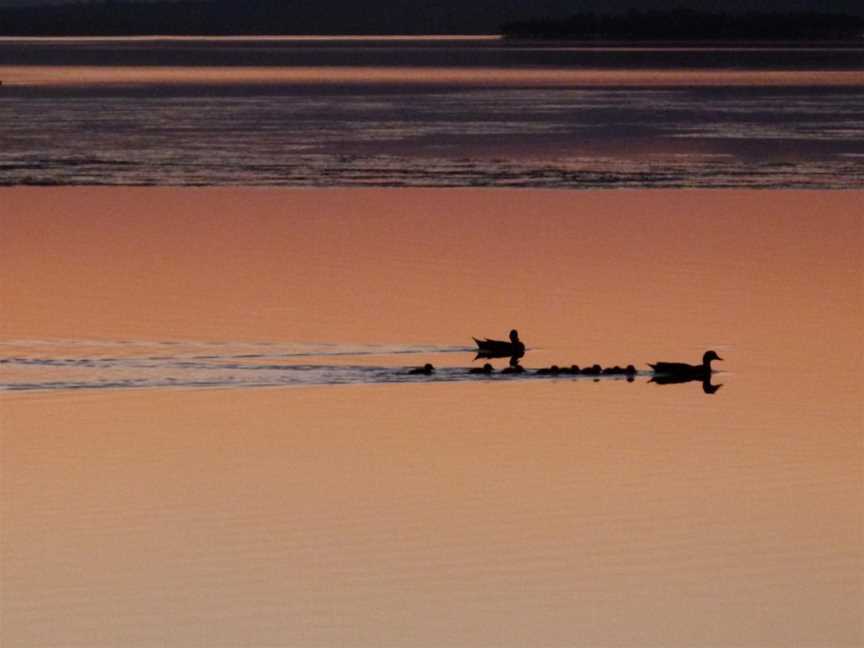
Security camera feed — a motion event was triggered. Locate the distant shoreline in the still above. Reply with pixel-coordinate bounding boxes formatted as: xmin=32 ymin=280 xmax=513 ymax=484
xmin=0 ymin=35 xmax=862 ymax=49
xmin=501 ymin=11 xmax=864 ymax=43
xmin=0 ymin=34 xmax=501 ymax=42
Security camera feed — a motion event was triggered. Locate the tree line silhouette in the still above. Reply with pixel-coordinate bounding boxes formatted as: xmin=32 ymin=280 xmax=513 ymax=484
xmin=6 ymin=0 xmax=510 ymax=36
xmin=502 ymin=10 xmax=864 ymax=40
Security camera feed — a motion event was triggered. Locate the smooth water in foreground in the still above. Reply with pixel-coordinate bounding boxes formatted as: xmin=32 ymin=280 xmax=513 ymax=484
xmin=1 ymin=37 xmax=863 ymax=188
xmin=1 ymin=188 xmax=861 ymax=646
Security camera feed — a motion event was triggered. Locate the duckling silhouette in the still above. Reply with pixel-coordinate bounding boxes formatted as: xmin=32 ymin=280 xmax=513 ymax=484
xmin=538 ymin=365 xmax=565 ymax=376
xmin=408 ymin=363 xmax=435 ymax=375
xmin=469 ymin=363 xmax=494 ymax=375
xmin=501 ymin=364 xmax=525 ymax=374
xmin=649 ymin=350 xmax=722 ymax=378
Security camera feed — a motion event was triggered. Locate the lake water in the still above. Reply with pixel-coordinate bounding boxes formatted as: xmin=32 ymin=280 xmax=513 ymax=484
xmin=1 ymin=188 xmax=862 ymax=645
xmin=1 ymin=34 xmax=862 ymax=648
xmin=1 ymin=37 xmax=864 ymax=187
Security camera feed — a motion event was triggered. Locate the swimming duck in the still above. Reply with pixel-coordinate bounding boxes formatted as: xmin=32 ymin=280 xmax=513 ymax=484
xmin=581 ymin=364 xmax=602 ymax=376
xmin=473 ymin=329 xmax=526 ymax=360
xmin=408 ymin=363 xmax=435 ymax=375
xmin=649 ymin=350 xmax=722 ymax=378
xmin=469 ymin=363 xmax=494 ymax=375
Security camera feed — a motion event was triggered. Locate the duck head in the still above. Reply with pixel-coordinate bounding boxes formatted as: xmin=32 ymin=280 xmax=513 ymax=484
xmin=702 ymin=378 xmax=723 ymax=395
xmin=703 ymin=350 xmax=723 ymax=367
xmin=509 ymin=329 xmax=520 ymax=343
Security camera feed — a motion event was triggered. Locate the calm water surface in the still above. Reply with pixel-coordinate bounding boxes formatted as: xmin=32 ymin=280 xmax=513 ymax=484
xmin=1 ymin=37 xmax=863 ymax=187
xmin=1 ymin=188 xmax=861 ymax=646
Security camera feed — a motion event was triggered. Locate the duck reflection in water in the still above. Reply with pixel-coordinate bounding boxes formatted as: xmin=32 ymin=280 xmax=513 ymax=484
xmin=650 ymin=373 xmax=723 ymax=394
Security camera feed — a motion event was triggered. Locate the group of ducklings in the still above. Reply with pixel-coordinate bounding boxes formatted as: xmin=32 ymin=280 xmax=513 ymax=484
xmin=536 ymin=363 xmax=637 ymax=377
xmin=408 ymin=363 xmax=638 ymax=377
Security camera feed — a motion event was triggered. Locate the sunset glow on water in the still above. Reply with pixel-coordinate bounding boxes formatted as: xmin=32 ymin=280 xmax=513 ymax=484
xmin=2 ymin=188 xmax=862 ymax=645
xmin=1 ymin=35 xmax=863 ymax=647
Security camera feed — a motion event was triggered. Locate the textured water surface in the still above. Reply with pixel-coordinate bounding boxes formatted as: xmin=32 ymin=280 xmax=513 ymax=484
xmin=1 ymin=38 xmax=862 ymax=187
xmin=0 ymin=339 xmax=661 ymax=391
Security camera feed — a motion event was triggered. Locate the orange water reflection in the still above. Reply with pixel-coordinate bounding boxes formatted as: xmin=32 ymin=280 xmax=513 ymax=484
xmin=1 ymin=188 xmax=861 ymax=369
xmin=1 ymin=188 xmax=862 ymax=645
xmin=3 ymin=65 xmax=864 ymax=86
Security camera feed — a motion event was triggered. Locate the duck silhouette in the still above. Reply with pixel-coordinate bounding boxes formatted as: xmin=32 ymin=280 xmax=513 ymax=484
xmin=649 ymin=350 xmax=722 ymax=378
xmin=473 ymin=329 xmax=526 ymax=362
xmin=469 ymin=363 xmax=494 ymax=375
